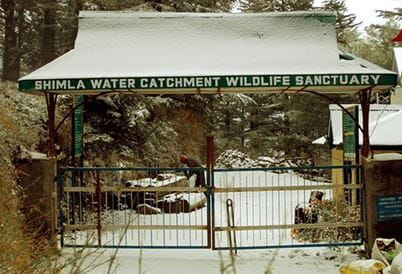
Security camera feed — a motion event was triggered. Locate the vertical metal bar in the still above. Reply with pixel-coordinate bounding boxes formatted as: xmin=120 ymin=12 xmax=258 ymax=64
xmin=258 ymin=175 xmax=261 ymax=240
xmin=359 ymin=166 xmax=366 ymax=244
xmin=206 ymin=136 xmax=214 ymax=249
xmin=95 ymin=171 xmax=102 ymax=247
xmin=226 ymin=199 xmax=237 ymax=255
xmin=239 ymin=171 xmax=242 ymax=246
xmin=71 ymin=170 xmax=76 ymax=226
xmin=245 ymin=175 xmax=248 ymax=241
xmin=57 ymin=169 xmax=65 ymax=247
xmin=271 ymin=174 xmax=274 ymax=241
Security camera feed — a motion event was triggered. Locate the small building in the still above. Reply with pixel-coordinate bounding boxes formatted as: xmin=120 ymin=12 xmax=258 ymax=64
xmin=321 ymin=104 xmax=402 ymax=202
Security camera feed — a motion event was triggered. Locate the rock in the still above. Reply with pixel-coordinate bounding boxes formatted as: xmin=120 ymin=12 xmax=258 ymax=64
xmin=340 ymin=260 xmax=386 ymax=274
xmin=136 ymin=204 xmax=161 ymax=214
xmin=323 ymin=251 xmax=337 ymax=260
xmin=391 ymin=252 xmax=402 ymax=274
xmin=215 ymin=149 xmax=258 ymax=168
xmin=383 ymin=266 xmax=392 ymax=274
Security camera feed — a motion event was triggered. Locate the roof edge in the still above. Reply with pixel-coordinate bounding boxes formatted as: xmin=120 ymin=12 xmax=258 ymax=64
xmin=78 ymin=10 xmax=336 ymax=20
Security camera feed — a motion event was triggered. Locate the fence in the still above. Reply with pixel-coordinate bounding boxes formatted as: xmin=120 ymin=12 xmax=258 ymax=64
xmin=57 ymin=165 xmax=363 ymax=249
xmin=57 ymin=167 xmax=210 ymax=248
xmin=212 ymin=165 xmax=363 ymax=250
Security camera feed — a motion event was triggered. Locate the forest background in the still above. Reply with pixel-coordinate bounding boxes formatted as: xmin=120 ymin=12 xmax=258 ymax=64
xmin=1 ymin=0 xmax=401 ymax=166
xmin=0 ymin=1 xmax=400 ymax=272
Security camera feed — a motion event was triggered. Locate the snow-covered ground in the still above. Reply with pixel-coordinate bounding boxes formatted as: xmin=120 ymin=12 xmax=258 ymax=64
xmin=61 ymin=170 xmax=361 ymax=273
xmin=61 ymin=246 xmax=361 ymax=274
xmin=64 ymin=170 xmax=334 ymax=248
xmin=213 ymin=170 xmax=333 ymax=248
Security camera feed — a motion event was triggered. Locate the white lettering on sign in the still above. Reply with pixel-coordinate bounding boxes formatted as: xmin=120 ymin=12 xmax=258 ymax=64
xmin=149 ymin=79 xmax=158 ymax=88
xmin=283 ymin=76 xmax=290 ymax=86
xmin=295 ymin=76 xmax=304 ymax=86
xmin=175 ymin=78 xmax=183 ymax=88
xmin=119 ymin=79 xmax=127 ymax=89
xmin=226 ymin=77 xmax=239 ymax=87
xmin=30 ymin=74 xmax=384 ymax=91
xmin=76 ymin=80 xmax=85 ymax=89
xmin=370 ymin=75 xmax=380 ymax=84
xmin=56 ymin=81 xmax=67 ymax=89
xmin=339 ymin=75 xmax=348 ymax=85
xmin=349 ymin=75 xmax=360 ymax=85
xmin=140 ymin=78 xmax=148 ymax=88
xmin=128 ymin=79 xmax=136 ymax=89
xmin=91 ymin=79 xmax=103 ymax=89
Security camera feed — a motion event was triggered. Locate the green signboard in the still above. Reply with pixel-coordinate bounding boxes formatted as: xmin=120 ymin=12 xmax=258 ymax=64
xmin=376 ymin=195 xmax=402 ymax=221
xmin=19 ymin=73 xmax=397 ymax=92
xmin=73 ymin=95 xmax=84 ymax=157
xmin=343 ymin=106 xmax=359 ymax=161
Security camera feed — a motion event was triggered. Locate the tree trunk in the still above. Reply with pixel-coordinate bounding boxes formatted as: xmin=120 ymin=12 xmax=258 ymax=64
xmin=46 ymin=93 xmax=58 ymax=157
xmin=240 ymin=107 xmax=245 ymax=148
xmin=41 ymin=0 xmax=56 ymax=66
xmin=69 ymin=0 xmax=83 ymax=49
xmin=2 ymin=0 xmax=20 ymax=81
xmin=224 ymin=101 xmax=231 ymax=137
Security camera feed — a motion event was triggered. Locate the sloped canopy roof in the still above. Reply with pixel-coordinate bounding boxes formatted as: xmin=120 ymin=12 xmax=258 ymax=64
xmin=329 ymin=104 xmax=402 ymax=146
xmin=19 ymin=11 xmax=397 ymax=95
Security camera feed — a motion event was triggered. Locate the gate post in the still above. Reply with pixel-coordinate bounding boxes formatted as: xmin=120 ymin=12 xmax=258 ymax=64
xmin=18 ymin=153 xmax=57 ymax=245
xmin=206 ymin=136 xmax=215 ymax=249
xmin=363 ymin=155 xmax=402 ymax=256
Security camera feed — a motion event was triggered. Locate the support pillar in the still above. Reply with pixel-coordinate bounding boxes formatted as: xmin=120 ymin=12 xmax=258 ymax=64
xmin=360 ymin=88 xmax=371 ymax=159
xmin=45 ymin=93 xmax=58 ymax=157
xmin=18 ymin=153 xmax=57 ymax=244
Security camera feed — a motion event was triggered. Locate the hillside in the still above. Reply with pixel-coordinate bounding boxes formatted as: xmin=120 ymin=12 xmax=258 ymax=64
xmin=0 ymin=83 xmax=51 ymax=272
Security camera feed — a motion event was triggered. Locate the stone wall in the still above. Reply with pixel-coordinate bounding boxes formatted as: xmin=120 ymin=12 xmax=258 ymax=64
xmin=363 ymin=154 xmax=402 ymax=255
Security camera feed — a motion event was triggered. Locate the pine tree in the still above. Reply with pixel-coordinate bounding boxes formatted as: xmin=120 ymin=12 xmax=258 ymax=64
xmin=378 ymin=8 xmax=402 ymax=21
xmin=347 ymin=19 xmax=400 ymax=70
xmin=236 ymin=0 xmax=322 ymax=160
xmin=323 ymin=0 xmax=359 ymax=45
xmin=1 ymin=0 xmax=20 ymax=81
xmin=240 ymin=0 xmax=313 ymax=12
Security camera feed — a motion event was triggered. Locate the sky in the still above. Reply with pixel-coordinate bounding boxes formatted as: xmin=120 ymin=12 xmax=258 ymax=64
xmin=234 ymin=1 xmax=401 ymax=31
xmin=315 ymin=0 xmax=401 ymax=30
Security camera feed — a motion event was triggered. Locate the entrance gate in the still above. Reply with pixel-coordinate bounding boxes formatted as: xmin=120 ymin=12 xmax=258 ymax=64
xmin=57 ymin=165 xmax=363 ymax=249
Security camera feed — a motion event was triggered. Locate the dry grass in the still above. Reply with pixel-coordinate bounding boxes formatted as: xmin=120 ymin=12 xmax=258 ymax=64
xmin=0 ymin=163 xmax=32 ymax=273
xmin=0 ymin=83 xmax=67 ymax=273
xmin=0 ymin=83 xmax=50 ymax=273
xmin=292 ymin=200 xmax=361 ymax=243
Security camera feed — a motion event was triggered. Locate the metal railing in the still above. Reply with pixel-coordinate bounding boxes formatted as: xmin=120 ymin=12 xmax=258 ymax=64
xmin=57 ymin=167 xmax=210 ymax=248
xmin=211 ymin=165 xmax=363 ymax=249
xmin=57 ymin=165 xmax=363 ymax=249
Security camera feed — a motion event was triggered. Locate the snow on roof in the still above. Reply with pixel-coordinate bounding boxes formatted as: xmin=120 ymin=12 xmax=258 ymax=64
xmin=372 ymin=153 xmax=402 ymax=161
xmin=329 ymin=104 xmax=402 ymax=146
xmin=393 ymin=48 xmax=402 ymax=85
xmin=19 ymin=11 xmax=396 ymax=94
